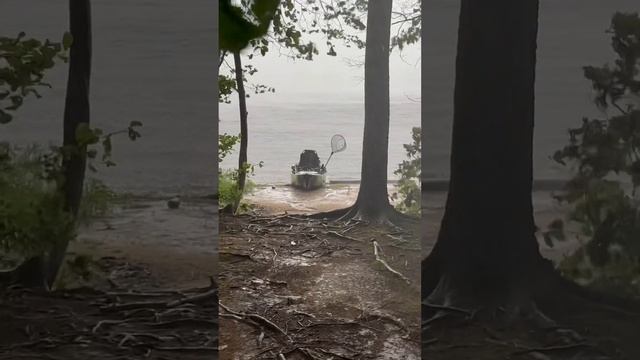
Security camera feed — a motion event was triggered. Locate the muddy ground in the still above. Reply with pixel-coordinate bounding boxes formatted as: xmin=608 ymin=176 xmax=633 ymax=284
xmin=0 ymin=197 xmax=218 ymax=359
xmin=218 ymin=209 xmax=421 ymax=359
xmin=423 ymin=191 xmax=640 ymax=360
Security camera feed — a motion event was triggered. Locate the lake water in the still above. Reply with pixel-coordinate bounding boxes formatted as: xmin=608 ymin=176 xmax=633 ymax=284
xmin=0 ymin=0 xmax=216 ymax=196
xmin=3 ymin=1 xmax=637 ymax=190
xmin=219 ymin=97 xmax=421 ymax=184
xmin=422 ymin=0 xmax=639 ymax=181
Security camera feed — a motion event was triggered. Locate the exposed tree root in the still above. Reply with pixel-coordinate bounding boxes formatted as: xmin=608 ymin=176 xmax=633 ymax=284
xmin=219 ymin=302 xmax=292 ymax=341
xmin=372 ymin=240 xmax=411 ymax=284
xmin=220 ymin=213 xmax=421 ymax=358
xmin=310 ymin=202 xmax=418 ymax=229
xmin=0 ymin=284 xmax=218 ymax=359
xmin=423 ymin=250 xmax=640 ymax=358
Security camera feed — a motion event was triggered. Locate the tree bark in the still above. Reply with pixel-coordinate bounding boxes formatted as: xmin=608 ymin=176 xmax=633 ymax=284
xmin=352 ymin=0 xmax=394 ymax=220
xmin=48 ymin=0 xmax=93 ymax=288
xmin=425 ymin=0 xmax=542 ymax=306
xmin=233 ymin=51 xmax=248 ymax=212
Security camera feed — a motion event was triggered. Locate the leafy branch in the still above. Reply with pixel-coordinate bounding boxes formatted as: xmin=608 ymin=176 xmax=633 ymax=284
xmin=546 ymin=12 xmax=640 ymax=296
xmin=0 ymin=32 xmax=71 ymax=123
xmin=392 ymin=127 xmax=421 ymax=216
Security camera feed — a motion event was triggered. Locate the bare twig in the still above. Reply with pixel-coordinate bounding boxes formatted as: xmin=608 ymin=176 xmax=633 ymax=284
xmin=372 ymin=240 xmax=410 ymax=284
xmin=327 ymin=231 xmax=362 ymax=243
xmin=219 ymin=302 xmax=291 ymax=342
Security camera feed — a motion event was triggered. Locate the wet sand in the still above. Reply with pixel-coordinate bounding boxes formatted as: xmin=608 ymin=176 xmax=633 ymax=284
xmin=69 ymin=186 xmax=579 ymax=289
xmin=248 ymin=184 xmax=579 ymax=265
xmin=71 ymin=197 xmax=217 ymax=289
xmin=219 ymin=207 xmax=421 ymax=359
xmin=0 ymin=197 xmax=218 ymax=359
xmin=220 ymin=182 xmax=421 ymax=358
xmin=245 ymin=183 xmax=401 ymax=214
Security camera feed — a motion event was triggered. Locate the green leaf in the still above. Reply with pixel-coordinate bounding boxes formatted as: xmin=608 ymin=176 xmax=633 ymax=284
xmin=102 ymin=136 xmax=112 ymax=157
xmin=219 ymin=0 xmax=279 ymax=52
xmin=0 ymin=110 xmax=12 ymax=124
xmin=128 ymin=128 xmax=140 ymax=141
xmin=62 ymin=32 xmax=73 ymax=50
xmin=75 ymin=123 xmax=99 ymax=146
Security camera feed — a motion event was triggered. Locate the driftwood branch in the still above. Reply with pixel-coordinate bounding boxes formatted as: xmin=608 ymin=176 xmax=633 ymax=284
xmin=372 ymin=240 xmax=410 ymax=284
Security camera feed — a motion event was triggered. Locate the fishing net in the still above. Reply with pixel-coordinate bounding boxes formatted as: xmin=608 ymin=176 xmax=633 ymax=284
xmin=331 ymin=134 xmax=347 ymax=153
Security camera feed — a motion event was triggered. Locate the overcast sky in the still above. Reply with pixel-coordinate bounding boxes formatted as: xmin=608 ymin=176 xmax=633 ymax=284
xmin=220 ymin=4 xmax=421 ymax=105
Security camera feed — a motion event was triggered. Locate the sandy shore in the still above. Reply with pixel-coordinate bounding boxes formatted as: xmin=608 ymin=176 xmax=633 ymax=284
xmin=71 ymin=197 xmax=217 ymax=289
xmin=247 ymin=185 xmax=578 ymax=265
xmin=67 ymin=186 xmax=579 ymax=290
xmin=245 ymin=183 xmax=401 ymax=214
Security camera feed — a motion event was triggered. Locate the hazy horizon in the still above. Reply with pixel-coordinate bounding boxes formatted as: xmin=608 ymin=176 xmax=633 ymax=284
xmin=219 ymin=9 xmax=421 ymax=184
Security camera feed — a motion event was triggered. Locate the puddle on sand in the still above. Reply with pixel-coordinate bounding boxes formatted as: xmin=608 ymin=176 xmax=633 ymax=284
xmin=77 ymin=199 xmax=216 ymax=256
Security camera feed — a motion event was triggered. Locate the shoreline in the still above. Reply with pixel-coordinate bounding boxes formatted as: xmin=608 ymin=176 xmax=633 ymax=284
xmin=72 ymin=197 xmax=217 ymax=289
xmin=252 ymin=178 xmax=569 ymax=190
xmin=245 ymin=182 xmax=403 ymax=214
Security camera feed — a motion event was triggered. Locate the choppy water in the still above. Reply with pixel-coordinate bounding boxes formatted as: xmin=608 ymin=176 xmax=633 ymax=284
xmin=0 ymin=0 xmax=216 ymax=196
xmin=219 ymin=98 xmax=421 ymax=184
xmin=423 ymin=0 xmax=638 ymax=181
xmin=3 ymin=0 xmax=637 ymax=190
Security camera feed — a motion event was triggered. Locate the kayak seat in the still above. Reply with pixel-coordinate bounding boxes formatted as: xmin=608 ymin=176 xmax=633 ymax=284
xmin=298 ymin=150 xmax=321 ymax=170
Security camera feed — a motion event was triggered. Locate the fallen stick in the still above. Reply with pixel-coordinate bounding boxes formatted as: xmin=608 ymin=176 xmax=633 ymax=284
xmin=372 ymin=241 xmax=410 ymax=284
xmin=219 ymin=302 xmax=291 ymax=342
xmin=326 ymin=231 xmax=362 ymax=243
xmin=166 ymin=288 xmax=217 ymax=307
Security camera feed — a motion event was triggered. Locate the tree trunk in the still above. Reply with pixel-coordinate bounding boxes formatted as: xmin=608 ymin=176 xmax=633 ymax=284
xmin=233 ymin=51 xmax=248 ymax=212
xmin=352 ymin=0 xmax=394 ymax=221
xmin=425 ymin=0 xmax=542 ymax=307
xmin=48 ymin=0 xmax=93 ymax=288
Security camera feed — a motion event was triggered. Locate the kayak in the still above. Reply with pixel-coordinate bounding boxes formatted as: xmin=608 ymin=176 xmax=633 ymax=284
xmin=291 ymin=170 xmax=326 ymax=190
xmin=290 ymin=136 xmax=345 ymax=191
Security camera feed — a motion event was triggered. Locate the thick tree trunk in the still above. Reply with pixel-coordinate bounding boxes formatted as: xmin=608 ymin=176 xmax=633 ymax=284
xmin=233 ymin=51 xmax=248 ymax=212
xmin=353 ymin=0 xmax=394 ymax=220
xmin=425 ymin=0 xmax=542 ymax=307
xmin=48 ymin=0 xmax=93 ymax=288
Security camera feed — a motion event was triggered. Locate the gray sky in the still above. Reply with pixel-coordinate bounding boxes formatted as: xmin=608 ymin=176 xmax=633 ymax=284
xmin=220 ymin=3 xmax=422 ymax=104
xmin=224 ymin=44 xmax=421 ymax=103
